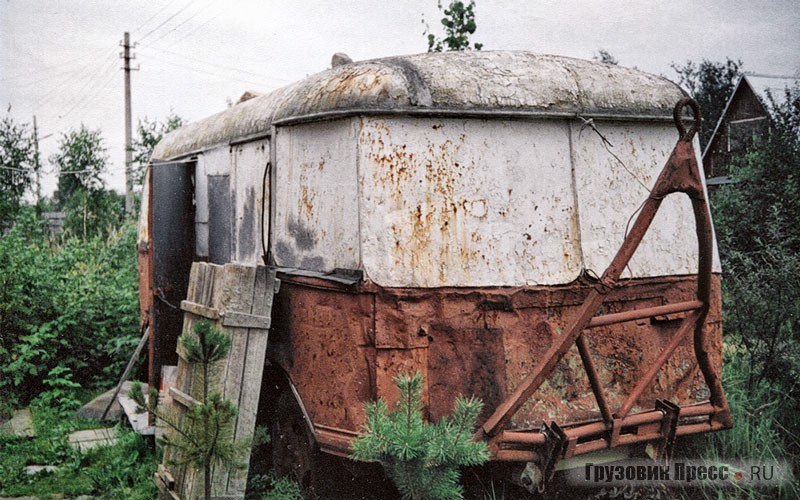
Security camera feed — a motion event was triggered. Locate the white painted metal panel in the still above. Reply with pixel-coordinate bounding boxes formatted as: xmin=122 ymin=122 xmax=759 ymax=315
xmin=202 ymin=146 xmax=231 ymax=176
xmin=273 ymin=119 xmax=360 ymax=271
xmin=572 ymin=121 xmax=721 ymax=277
xmin=195 ymin=147 xmax=231 ymax=259
xmin=232 ymin=139 xmax=269 ymax=265
xmin=137 ymin=168 xmax=150 ymax=246
xmin=194 ymin=154 xmax=209 ymax=258
xmin=358 ymin=117 xmax=580 ymax=287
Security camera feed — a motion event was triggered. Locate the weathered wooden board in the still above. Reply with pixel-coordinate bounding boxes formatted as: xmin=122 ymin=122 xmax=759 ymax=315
xmin=228 ymin=265 xmax=275 ymax=493
xmin=158 ymin=261 xmax=277 ymax=500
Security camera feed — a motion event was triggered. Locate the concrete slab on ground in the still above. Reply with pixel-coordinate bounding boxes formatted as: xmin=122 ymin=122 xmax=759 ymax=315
xmin=0 ymin=408 xmax=35 ymax=437
xmin=67 ymin=427 xmax=118 ymax=452
xmin=73 ymin=381 xmax=140 ymax=421
xmin=24 ymin=465 xmax=59 ymax=475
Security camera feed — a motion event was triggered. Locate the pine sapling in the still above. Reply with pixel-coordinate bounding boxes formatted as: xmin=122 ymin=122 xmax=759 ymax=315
xmin=131 ymin=320 xmax=248 ymax=500
xmin=351 ymin=371 xmax=489 ymax=500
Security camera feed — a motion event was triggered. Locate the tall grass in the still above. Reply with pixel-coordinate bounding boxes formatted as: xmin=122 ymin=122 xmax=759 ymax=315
xmin=681 ymin=345 xmax=800 ymax=500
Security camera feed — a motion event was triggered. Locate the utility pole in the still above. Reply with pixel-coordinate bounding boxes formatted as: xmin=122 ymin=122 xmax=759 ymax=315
xmin=121 ymin=32 xmax=136 ymax=215
xmin=32 ymin=115 xmax=41 ymax=205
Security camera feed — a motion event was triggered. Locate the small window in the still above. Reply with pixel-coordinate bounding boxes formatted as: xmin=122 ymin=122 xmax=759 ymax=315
xmin=727 ymin=116 xmax=768 ymax=153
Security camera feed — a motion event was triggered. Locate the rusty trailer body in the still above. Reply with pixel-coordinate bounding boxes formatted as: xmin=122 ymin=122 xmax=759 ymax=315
xmin=139 ymin=51 xmax=731 ymax=490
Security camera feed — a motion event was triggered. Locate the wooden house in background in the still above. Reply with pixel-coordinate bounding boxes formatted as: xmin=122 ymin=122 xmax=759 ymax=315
xmin=702 ymin=74 xmax=797 ymax=185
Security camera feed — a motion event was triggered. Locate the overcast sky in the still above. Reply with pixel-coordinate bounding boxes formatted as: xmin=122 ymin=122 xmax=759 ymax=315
xmin=2 ymin=0 xmax=798 ymax=197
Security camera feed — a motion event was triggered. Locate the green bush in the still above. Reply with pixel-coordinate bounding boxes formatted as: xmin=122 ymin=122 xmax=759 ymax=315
xmin=710 ymin=83 xmax=800 ymax=391
xmin=83 ymin=427 xmax=159 ymax=500
xmin=0 ymin=209 xmax=139 ymax=410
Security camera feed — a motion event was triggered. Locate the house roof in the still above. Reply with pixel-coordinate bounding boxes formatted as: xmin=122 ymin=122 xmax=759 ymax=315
xmin=745 ymin=74 xmax=798 ymax=106
xmin=152 ymin=51 xmax=687 ymax=161
xmin=702 ymin=73 xmax=799 ymax=158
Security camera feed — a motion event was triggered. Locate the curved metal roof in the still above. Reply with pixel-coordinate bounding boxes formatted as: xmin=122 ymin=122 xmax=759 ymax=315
xmin=153 ymin=51 xmax=686 ymax=161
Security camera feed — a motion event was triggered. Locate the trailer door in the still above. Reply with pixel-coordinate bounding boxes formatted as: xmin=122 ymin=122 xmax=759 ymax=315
xmin=149 ymin=160 xmax=196 ymax=393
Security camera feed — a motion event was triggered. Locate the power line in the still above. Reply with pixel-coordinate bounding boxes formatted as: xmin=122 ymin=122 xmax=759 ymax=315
xmin=39 ymin=165 xmax=129 ymax=177
xmin=147 ymin=0 xmax=217 ymax=45
xmin=137 ymin=0 xmax=197 ymax=43
xmin=48 ymin=61 xmax=117 ymax=119
xmin=10 ymin=64 xmax=96 ymax=90
xmin=170 ymin=4 xmax=225 ymax=43
xmin=12 ymin=47 xmax=118 ymax=115
xmin=0 ymin=165 xmax=33 ymax=172
xmin=37 ymin=49 xmax=119 ymax=109
xmin=142 ymin=51 xmax=280 ymax=88
xmin=0 ymin=46 xmax=110 ymax=84
xmin=139 ymin=45 xmax=291 ymax=85
xmin=133 ymin=0 xmax=181 ymax=34
xmin=53 ymin=67 xmax=119 ymax=126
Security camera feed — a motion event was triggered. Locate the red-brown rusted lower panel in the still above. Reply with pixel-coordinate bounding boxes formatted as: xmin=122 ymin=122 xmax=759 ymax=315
xmin=266 ymin=272 xmax=724 ymax=460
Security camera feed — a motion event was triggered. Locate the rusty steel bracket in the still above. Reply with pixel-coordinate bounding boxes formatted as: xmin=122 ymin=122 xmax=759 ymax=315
xmin=609 ymin=416 xmax=623 ymax=448
xmin=479 ymin=98 xmax=732 ymax=451
xmin=539 ymin=422 xmax=568 ymax=492
xmin=655 ymin=399 xmax=681 ymax=461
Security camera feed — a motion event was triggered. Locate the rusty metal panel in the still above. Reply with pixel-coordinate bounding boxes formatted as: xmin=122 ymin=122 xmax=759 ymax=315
xmin=358 ymin=116 xmax=580 ymax=287
xmin=232 ymin=139 xmax=269 ymax=266
xmin=273 ymin=119 xmax=360 ymax=272
xmin=138 ymin=167 xmax=155 ymax=387
xmin=266 ymin=275 xmax=722 ymax=446
xmin=267 ymin=277 xmax=375 ymax=431
xmin=572 ymin=121 xmax=721 ymax=277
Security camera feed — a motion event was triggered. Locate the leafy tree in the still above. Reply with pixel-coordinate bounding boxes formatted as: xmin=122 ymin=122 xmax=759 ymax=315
xmin=593 ymin=49 xmax=618 ymax=65
xmin=0 ymin=116 xmax=37 ymax=228
xmin=711 ymin=83 xmax=800 ymax=390
xmin=704 ymin=82 xmax=800 ymax=496
xmin=131 ymin=113 xmax=183 ymax=187
xmin=51 ymin=125 xmax=108 ymax=204
xmin=50 ymin=126 xmax=124 ymax=238
xmin=352 ymin=372 xmax=489 ymax=500
xmin=423 ymin=1 xmax=483 ymax=53
xmin=671 ymin=58 xmax=742 ymax=148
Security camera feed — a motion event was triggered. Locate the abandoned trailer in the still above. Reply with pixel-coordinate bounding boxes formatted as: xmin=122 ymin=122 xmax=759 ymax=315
xmin=138 ymin=50 xmax=732 ymax=498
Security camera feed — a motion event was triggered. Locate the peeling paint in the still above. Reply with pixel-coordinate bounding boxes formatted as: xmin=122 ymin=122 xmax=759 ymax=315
xmin=273 ymin=120 xmax=360 ymax=271
xmin=358 ymin=116 xmax=579 ymax=287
